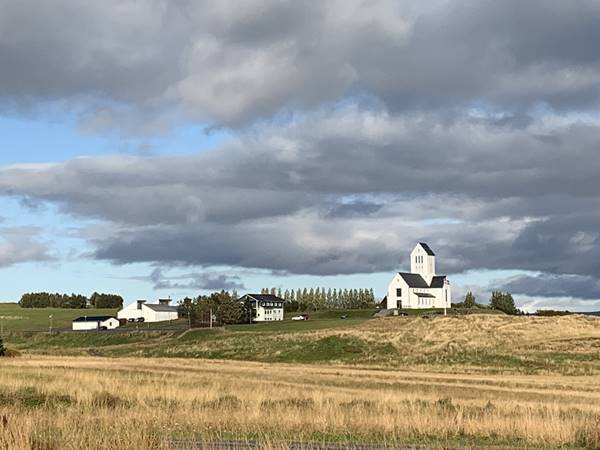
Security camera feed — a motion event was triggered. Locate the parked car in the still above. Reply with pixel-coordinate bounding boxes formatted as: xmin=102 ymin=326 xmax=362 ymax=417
xmin=291 ymin=314 xmax=309 ymax=321
xmin=340 ymin=314 xmax=348 ymax=319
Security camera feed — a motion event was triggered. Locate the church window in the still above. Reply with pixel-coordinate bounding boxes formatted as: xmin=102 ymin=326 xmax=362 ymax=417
xmin=396 ymin=288 xmax=402 ymax=297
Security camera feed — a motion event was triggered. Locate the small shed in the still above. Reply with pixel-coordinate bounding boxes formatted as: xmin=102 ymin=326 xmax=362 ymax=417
xmin=72 ymin=316 xmax=119 ymax=331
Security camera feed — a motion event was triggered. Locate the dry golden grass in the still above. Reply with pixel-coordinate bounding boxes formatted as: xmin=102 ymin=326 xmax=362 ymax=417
xmin=1 ymin=355 xmax=600 ymax=449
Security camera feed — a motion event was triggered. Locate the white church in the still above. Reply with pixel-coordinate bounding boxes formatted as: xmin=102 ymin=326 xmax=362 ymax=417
xmin=385 ymin=243 xmax=451 ymax=310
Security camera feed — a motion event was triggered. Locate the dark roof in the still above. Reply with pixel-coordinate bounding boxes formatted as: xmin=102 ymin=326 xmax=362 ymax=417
xmin=415 ymin=292 xmax=435 ymax=298
xmin=430 ymin=276 xmax=447 ymax=288
xmin=398 ymin=273 xmax=447 ymax=289
xmin=397 ymin=272 xmax=430 ymax=288
xmin=242 ymin=294 xmax=285 ymax=303
xmin=419 ymin=242 xmax=435 ymax=256
xmin=144 ymin=304 xmax=178 ymax=312
xmin=379 ymin=296 xmax=388 ymax=309
xmin=73 ymin=316 xmax=115 ymax=322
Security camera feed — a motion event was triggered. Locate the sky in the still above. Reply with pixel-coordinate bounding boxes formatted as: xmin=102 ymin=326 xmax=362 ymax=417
xmin=1 ymin=0 xmax=600 ymax=311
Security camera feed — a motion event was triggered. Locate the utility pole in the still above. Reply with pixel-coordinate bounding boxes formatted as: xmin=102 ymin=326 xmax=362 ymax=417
xmin=48 ymin=314 xmax=53 ymax=334
xmin=209 ymin=308 xmax=213 ymax=329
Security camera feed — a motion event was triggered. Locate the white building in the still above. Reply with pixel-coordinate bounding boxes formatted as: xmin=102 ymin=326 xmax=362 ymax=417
xmin=240 ymin=294 xmax=285 ymax=322
xmin=72 ymin=316 xmax=119 ymax=331
xmin=117 ymin=299 xmax=179 ymax=323
xmin=385 ymin=243 xmax=451 ymax=310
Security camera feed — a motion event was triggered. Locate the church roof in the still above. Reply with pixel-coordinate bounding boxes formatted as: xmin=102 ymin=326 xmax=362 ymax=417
xmin=398 ymin=272 xmax=447 ymax=289
xmin=419 ymin=242 xmax=435 ymax=256
xmin=430 ymin=276 xmax=447 ymax=288
xmin=398 ymin=273 xmax=430 ymax=288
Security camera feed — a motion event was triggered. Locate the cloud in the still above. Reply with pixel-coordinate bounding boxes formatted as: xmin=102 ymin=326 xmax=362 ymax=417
xmin=2 ymin=0 xmax=600 ymax=127
xmin=496 ymin=274 xmax=600 ymax=300
xmin=2 ymin=1 xmax=600 ymax=306
xmin=0 ymin=107 xmax=599 ymax=280
xmin=148 ymin=268 xmax=245 ymax=291
xmin=0 ymin=227 xmax=52 ymax=267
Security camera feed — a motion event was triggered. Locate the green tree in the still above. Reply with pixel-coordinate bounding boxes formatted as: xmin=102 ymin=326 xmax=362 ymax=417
xmin=490 ymin=291 xmax=518 ymax=315
xmin=464 ymin=291 xmax=476 ymax=308
xmin=210 ymin=290 xmax=243 ymax=325
xmin=177 ymin=297 xmax=197 ymax=327
xmin=90 ymin=292 xmax=123 ymax=308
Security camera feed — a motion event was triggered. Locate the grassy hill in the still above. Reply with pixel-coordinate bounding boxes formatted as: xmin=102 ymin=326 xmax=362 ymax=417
xmin=0 ymin=303 xmax=118 ymax=332
xmin=5 ymin=311 xmax=600 ymax=375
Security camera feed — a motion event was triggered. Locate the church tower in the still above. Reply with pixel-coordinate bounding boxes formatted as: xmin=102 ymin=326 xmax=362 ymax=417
xmin=410 ymin=242 xmax=436 ymax=285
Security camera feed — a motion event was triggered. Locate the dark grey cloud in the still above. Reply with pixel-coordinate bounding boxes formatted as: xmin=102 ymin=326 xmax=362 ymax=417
xmin=0 ymin=227 xmax=52 ymax=267
xmin=2 ymin=0 xmax=600 ymax=126
xmin=497 ymin=274 xmax=600 ymax=300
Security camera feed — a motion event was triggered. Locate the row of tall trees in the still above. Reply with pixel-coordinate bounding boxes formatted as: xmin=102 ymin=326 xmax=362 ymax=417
xmin=260 ymin=287 xmax=376 ymax=311
xmin=19 ymin=292 xmax=123 ymax=309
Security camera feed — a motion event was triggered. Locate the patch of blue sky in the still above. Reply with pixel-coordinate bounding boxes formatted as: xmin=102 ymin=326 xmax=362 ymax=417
xmin=0 ymin=114 xmax=231 ymax=165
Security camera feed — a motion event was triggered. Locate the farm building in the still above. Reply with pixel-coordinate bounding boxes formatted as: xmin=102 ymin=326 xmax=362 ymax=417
xmin=117 ymin=299 xmax=178 ymax=323
xmin=385 ymin=243 xmax=451 ymax=310
xmin=72 ymin=316 xmax=119 ymax=331
xmin=240 ymin=294 xmax=285 ymax=322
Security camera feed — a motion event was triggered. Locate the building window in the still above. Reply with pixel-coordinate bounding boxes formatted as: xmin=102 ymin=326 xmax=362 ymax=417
xmin=396 ymin=288 xmax=402 ymax=297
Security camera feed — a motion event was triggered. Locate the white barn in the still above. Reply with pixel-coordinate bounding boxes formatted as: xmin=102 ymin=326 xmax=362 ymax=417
xmin=240 ymin=294 xmax=285 ymax=322
xmin=72 ymin=316 xmax=119 ymax=331
xmin=385 ymin=243 xmax=451 ymax=310
xmin=117 ymin=299 xmax=179 ymax=323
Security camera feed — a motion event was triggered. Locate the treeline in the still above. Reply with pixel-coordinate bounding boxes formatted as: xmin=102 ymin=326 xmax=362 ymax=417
xmin=260 ymin=287 xmax=375 ymax=311
xmin=19 ymin=292 xmax=123 ymax=309
xmin=178 ymin=291 xmax=244 ymax=326
xmin=90 ymin=292 xmax=124 ymax=308
xmin=454 ymin=291 xmax=522 ymax=315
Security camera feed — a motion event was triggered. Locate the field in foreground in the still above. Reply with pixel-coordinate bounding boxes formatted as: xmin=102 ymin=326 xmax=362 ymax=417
xmin=1 ymin=355 xmax=600 ymax=449
xmin=6 ymin=314 xmax=600 ymax=375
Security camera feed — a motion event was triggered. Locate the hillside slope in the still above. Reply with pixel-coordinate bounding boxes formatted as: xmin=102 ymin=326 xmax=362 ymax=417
xmin=6 ymin=314 xmax=600 ymax=375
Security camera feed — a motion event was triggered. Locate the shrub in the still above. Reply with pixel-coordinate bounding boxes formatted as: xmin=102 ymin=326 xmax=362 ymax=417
xmin=0 ymin=338 xmax=5 ymax=357
xmin=576 ymin=419 xmax=600 ymax=450
xmin=91 ymin=391 xmax=126 ymax=409
xmin=202 ymin=395 xmax=242 ymax=409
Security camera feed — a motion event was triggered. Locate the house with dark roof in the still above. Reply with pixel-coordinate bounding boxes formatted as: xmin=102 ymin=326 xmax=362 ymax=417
xmin=385 ymin=243 xmax=451 ymax=310
xmin=117 ymin=298 xmax=178 ymax=323
xmin=239 ymin=294 xmax=285 ymax=322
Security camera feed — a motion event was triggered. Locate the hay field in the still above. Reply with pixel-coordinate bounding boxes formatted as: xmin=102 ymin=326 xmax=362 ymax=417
xmin=1 ymin=356 xmax=600 ymax=449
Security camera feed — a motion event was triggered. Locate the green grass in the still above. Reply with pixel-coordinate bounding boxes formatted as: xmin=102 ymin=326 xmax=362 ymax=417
xmin=0 ymin=303 xmax=118 ymax=332
xmin=229 ymin=309 xmax=376 ymax=333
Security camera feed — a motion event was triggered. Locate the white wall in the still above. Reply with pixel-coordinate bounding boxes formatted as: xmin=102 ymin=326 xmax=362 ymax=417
xmin=118 ymin=303 xmax=178 ymax=322
xmin=117 ymin=303 xmax=143 ymax=320
xmin=141 ymin=305 xmax=178 ymax=323
xmin=254 ymin=305 xmax=284 ymax=322
xmin=387 ymin=274 xmax=408 ymax=309
xmin=101 ymin=318 xmax=120 ymax=329
xmin=72 ymin=321 xmax=98 ymax=331
xmin=410 ymin=244 xmax=436 ymax=285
